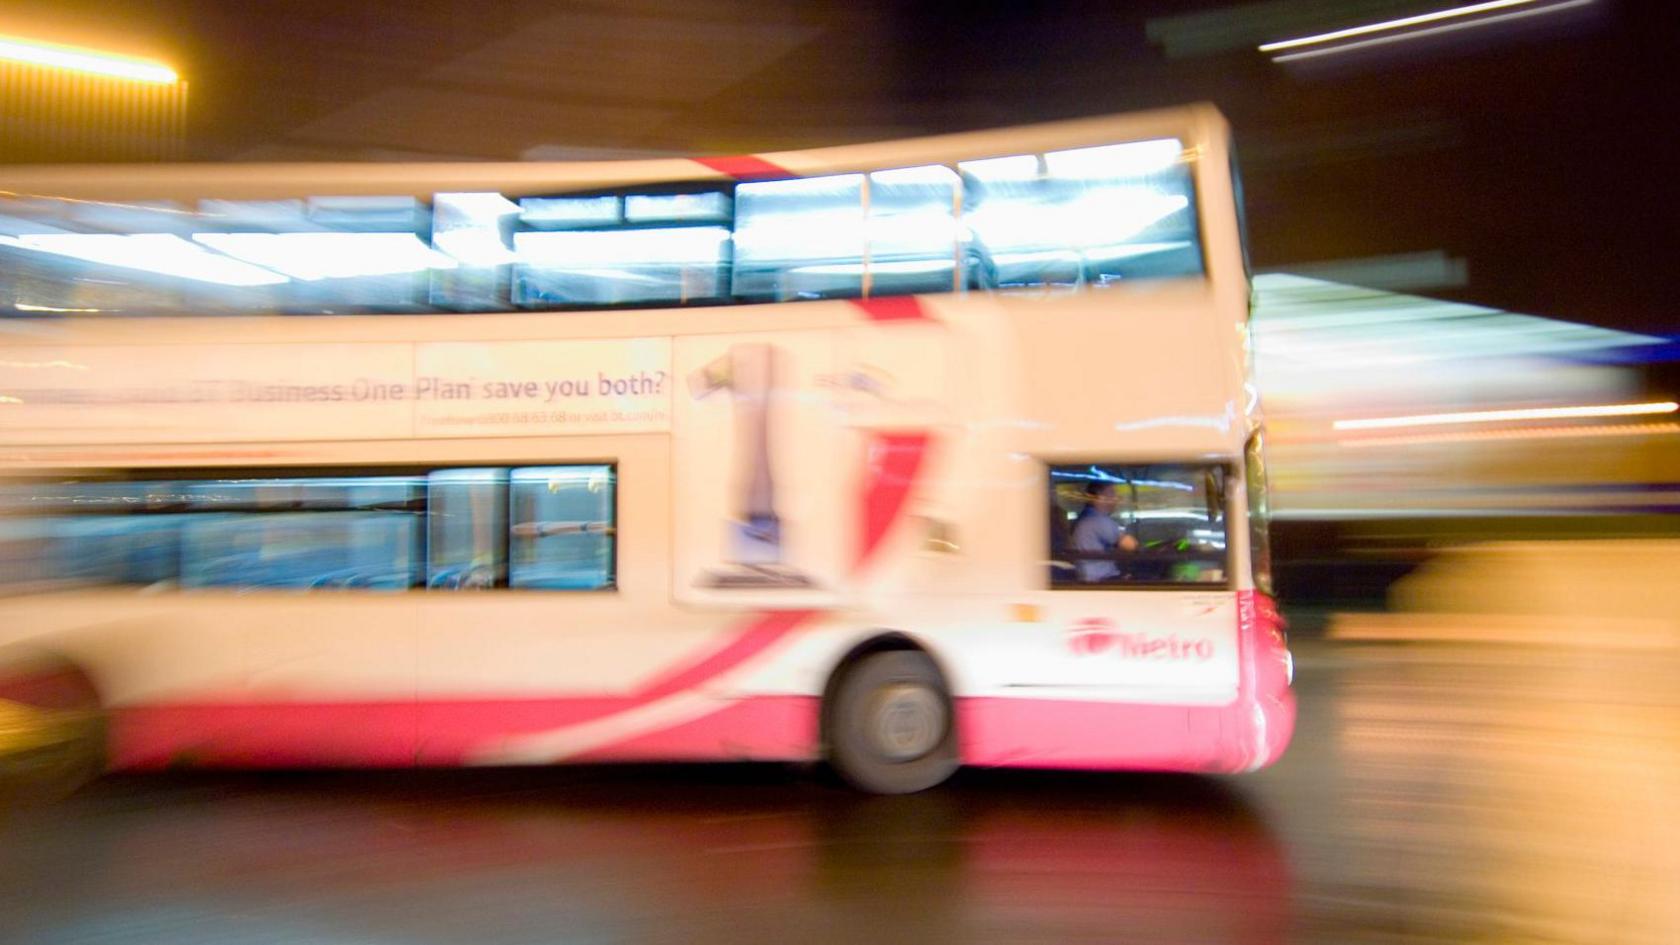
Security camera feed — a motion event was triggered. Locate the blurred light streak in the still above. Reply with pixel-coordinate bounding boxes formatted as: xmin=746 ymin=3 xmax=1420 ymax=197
xmin=13 ymin=304 xmax=103 ymax=314
xmin=0 ymin=192 xmax=199 ymax=217
xmin=0 ymin=359 xmax=88 ymax=370
xmin=1259 ymin=0 xmax=1544 ymax=51
xmin=1267 ymin=0 xmax=1595 ymax=62
xmin=1336 ymin=421 xmax=1680 ymax=448
xmin=1333 ymin=401 xmax=1678 ymax=431
xmin=514 ymin=227 xmax=729 ymax=267
xmin=0 ymin=34 xmax=178 ymax=84
xmin=1329 ymin=612 xmax=1680 ymax=647
xmin=192 ymin=233 xmax=455 ymax=280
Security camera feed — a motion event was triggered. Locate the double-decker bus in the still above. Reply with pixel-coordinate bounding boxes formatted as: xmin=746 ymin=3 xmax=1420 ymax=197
xmin=0 ymin=104 xmax=1292 ymax=793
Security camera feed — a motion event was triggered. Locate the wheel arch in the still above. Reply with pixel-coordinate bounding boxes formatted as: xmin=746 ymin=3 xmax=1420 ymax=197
xmin=0 ymin=642 xmax=108 ymax=711
xmin=0 ymin=641 xmax=111 ymax=790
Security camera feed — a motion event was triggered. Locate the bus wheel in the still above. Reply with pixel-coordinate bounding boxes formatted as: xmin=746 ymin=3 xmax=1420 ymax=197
xmin=0 ymin=651 xmax=108 ymax=801
xmin=827 ymin=650 xmax=958 ymax=794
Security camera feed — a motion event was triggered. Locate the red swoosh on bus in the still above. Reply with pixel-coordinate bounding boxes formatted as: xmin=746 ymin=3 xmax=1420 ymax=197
xmin=858 ymin=431 xmax=933 ymax=570
xmin=692 ymin=154 xmax=792 ymax=180
xmin=635 ymin=609 xmax=817 ymax=705
xmin=850 ymin=295 xmax=934 ymax=322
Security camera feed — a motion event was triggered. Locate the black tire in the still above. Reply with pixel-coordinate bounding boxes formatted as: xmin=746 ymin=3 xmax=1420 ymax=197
xmin=827 ymin=650 xmax=958 ymax=794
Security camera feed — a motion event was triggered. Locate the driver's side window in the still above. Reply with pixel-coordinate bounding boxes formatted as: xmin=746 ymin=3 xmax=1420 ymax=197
xmin=1047 ymin=462 xmax=1230 ymax=588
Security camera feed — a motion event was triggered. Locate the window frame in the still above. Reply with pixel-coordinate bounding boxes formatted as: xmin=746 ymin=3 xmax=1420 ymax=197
xmin=1244 ymin=431 xmax=1274 ymax=597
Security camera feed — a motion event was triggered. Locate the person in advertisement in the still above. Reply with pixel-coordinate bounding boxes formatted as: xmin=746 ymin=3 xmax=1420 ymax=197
xmin=689 ymin=342 xmax=812 ymax=588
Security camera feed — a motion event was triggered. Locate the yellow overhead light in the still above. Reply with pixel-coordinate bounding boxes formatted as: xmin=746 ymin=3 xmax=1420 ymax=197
xmin=0 ymin=33 xmax=178 ymax=84
xmin=1333 ymin=401 xmax=1680 ymax=432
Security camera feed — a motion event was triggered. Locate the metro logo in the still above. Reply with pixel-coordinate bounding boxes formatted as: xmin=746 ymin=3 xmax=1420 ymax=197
xmin=1068 ymin=617 xmax=1120 ymax=655
xmin=1067 ymin=617 xmax=1214 ymax=661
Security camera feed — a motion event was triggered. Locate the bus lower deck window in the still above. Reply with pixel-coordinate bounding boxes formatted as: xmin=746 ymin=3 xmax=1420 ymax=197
xmin=3 ymin=465 xmax=617 ymax=593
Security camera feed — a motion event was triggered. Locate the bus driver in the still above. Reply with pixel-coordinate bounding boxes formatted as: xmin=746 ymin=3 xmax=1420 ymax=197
xmin=1071 ymin=480 xmax=1139 ymax=583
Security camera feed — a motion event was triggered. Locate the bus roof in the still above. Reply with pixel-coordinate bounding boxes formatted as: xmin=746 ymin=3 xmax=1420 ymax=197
xmin=0 ymin=104 xmax=1229 ymax=202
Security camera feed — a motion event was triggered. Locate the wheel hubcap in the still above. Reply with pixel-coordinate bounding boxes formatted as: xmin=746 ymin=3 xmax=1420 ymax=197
xmin=868 ymin=683 xmax=945 ymax=762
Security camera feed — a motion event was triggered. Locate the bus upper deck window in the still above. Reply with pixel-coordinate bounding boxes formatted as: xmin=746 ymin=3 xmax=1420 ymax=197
xmin=732 ymin=174 xmax=865 ymax=302
xmin=962 ymin=139 xmax=1204 ymax=292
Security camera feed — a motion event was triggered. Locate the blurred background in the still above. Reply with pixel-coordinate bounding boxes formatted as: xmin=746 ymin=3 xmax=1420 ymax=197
xmin=3 ymin=2 xmax=1679 ymax=943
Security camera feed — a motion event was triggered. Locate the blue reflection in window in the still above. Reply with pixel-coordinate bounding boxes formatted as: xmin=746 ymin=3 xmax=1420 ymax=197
xmin=5 ymin=468 xmax=622 ymax=592
xmin=169 ymin=477 xmax=422 ymax=590
xmin=509 ymin=465 xmax=614 ymax=590
xmin=514 ymin=227 xmax=729 ymax=307
xmin=625 ymin=192 xmax=731 ymax=224
xmin=426 ymin=468 xmax=507 ymax=590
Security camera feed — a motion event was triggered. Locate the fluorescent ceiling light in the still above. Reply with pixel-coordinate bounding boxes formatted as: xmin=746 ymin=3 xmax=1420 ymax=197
xmin=625 ymin=192 xmax=733 ymax=223
xmin=432 ymin=194 xmax=520 ymax=266
xmin=1266 ymin=0 xmax=1593 ymax=62
xmin=0 ymin=234 xmax=285 ymax=286
xmin=514 ymin=227 xmax=729 ymax=267
xmin=1334 ymin=401 xmax=1679 ymax=431
xmin=0 ymin=34 xmax=178 ymax=84
xmin=198 ymin=200 xmax=308 ymax=227
xmin=194 ymin=233 xmax=456 ymax=281
xmin=305 ymin=196 xmax=422 ymax=230
xmin=434 ymin=192 xmax=520 ymax=221
xmin=738 ymin=174 xmax=864 ymax=200
xmin=432 ymin=229 xmax=517 ymax=267
xmin=796 ymin=260 xmax=955 ymax=276
xmin=958 ymin=155 xmax=1041 ymax=182
xmin=520 ymin=197 xmax=620 ymax=227
xmin=428 ymin=468 xmax=508 ymax=485
xmin=966 ymin=191 xmax=1187 ymax=248
xmin=870 ymin=165 xmax=960 ymax=187
xmin=1044 ymin=139 xmax=1185 ymax=178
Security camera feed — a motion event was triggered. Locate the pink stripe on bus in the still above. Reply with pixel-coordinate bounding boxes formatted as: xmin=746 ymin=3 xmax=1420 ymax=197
xmin=573 ymin=695 xmax=819 ymax=762
xmin=111 ymin=611 xmax=819 ymax=769
xmin=956 ymin=694 xmax=1294 ymax=773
